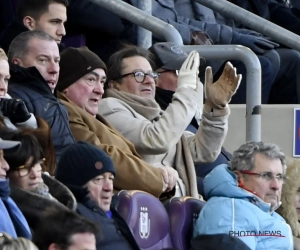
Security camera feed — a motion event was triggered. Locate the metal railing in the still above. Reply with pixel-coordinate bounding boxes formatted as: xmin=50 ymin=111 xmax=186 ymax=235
xmin=90 ymin=0 xmax=262 ymax=141
xmin=90 ymin=0 xmax=183 ymax=45
xmin=182 ymin=45 xmax=261 ymax=142
xmin=195 ymin=0 xmax=300 ymax=52
xmin=137 ymin=0 xmax=152 ymax=48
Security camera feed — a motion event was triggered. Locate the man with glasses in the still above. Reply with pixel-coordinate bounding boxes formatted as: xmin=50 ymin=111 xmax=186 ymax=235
xmin=193 ymin=141 xmax=293 ymax=250
xmin=56 ymin=46 xmax=175 ymax=198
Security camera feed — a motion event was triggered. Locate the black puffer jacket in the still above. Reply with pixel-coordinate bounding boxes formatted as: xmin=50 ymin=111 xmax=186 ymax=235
xmin=66 ymin=185 xmax=140 ymax=250
xmin=8 ymin=64 xmax=75 ymax=161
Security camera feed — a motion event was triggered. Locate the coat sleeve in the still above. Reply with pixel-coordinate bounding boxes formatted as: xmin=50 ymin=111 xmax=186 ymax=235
xmin=99 ymin=87 xmax=199 ymax=155
xmin=184 ymin=105 xmax=230 ymax=163
xmin=174 ymin=1 xmax=235 ymax=45
xmin=268 ymin=0 xmax=300 ymax=37
xmin=8 ymin=86 xmax=35 ymax=113
xmin=193 ymin=198 xmax=258 ymax=249
xmin=68 ymin=106 xmax=164 ymax=198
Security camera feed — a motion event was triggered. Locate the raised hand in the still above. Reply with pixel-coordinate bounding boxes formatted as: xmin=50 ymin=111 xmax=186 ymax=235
xmin=205 ymin=62 xmax=242 ymax=109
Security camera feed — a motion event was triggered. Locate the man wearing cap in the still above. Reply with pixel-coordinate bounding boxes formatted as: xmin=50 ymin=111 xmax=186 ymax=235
xmin=56 ymin=46 xmax=174 ymax=198
xmin=7 ymin=30 xmax=75 ymax=161
xmin=55 ymin=141 xmax=140 ymax=250
xmin=0 ymin=138 xmax=31 ymax=239
xmin=150 ymin=42 xmax=233 ymax=195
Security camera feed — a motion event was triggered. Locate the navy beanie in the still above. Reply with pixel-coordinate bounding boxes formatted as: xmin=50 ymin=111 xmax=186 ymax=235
xmin=55 ymin=141 xmax=116 ymax=187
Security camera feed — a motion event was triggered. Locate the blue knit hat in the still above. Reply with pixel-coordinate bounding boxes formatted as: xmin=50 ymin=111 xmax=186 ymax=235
xmin=55 ymin=141 xmax=116 ymax=187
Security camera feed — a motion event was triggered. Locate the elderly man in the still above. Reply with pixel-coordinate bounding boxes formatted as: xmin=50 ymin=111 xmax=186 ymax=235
xmin=193 ymin=141 xmax=293 ymax=249
xmin=7 ymin=30 xmax=75 ymax=161
xmin=0 ymin=0 xmax=68 ymax=53
xmin=55 ymin=141 xmax=139 ymax=250
xmin=56 ymin=46 xmax=177 ymax=198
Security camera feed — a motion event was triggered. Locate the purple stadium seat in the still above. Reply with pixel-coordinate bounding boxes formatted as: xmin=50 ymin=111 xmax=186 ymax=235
xmin=10 ymin=0 xmax=20 ymax=15
xmin=167 ymin=197 xmax=205 ymax=250
xmin=117 ymin=190 xmax=173 ymax=250
xmin=62 ymin=34 xmax=86 ymax=48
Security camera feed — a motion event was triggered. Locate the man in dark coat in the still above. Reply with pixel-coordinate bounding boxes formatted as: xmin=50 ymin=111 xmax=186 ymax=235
xmin=7 ymin=30 xmax=75 ymax=161
xmin=0 ymin=0 xmax=67 ymax=53
xmin=65 ymin=0 xmax=137 ymax=63
xmin=228 ymin=0 xmax=300 ymax=37
xmin=56 ymin=141 xmax=140 ymax=250
xmin=129 ymin=0 xmax=277 ymax=104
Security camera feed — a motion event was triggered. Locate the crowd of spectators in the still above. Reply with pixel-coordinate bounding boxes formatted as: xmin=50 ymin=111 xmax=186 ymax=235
xmin=0 ymin=0 xmax=300 ymax=249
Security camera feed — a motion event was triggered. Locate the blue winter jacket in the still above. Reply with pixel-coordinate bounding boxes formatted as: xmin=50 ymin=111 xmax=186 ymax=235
xmin=193 ymin=164 xmax=293 ymax=250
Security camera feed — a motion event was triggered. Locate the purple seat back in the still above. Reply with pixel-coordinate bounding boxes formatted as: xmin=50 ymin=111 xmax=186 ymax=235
xmin=168 ymin=197 xmax=205 ymax=250
xmin=62 ymin=35 xmax=86 ymax=48
xmin=10 ymin=0 xmax=20 ymax=15
xmin=117 ymin=190 xmax=173 ymax=250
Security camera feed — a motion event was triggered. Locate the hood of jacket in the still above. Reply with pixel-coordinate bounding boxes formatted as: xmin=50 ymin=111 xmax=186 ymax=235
xmin=204 ymin=164 xmax=275 ymax=213
xmin=10 ymin=174 xmax=76 ymax=230
xmin=277 ymin=157 xmax=300 ymax=237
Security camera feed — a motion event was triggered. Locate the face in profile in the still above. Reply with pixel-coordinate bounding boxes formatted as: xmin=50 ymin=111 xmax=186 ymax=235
xmin=0 ymin=59 xmax=9 ymax=97
xmin=24 ymin=3 xmax=67 ymax=43
xmin=13 ymin=37 xmax=60 ymax=93
xmin=85 ymin=171 xmax=114 ymax=212
xmin=295 ymin=187 xmax=300 ymax=221
xmin=0 ymin=150 xmax=9 ymax=180
xmin=8 ymin=156 xmax=44 ymax=191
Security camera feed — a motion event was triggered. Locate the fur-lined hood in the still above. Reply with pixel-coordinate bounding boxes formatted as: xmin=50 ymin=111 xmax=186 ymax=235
xmin=277 ymin=157 xmax=300 ymax=237
xmin=10 ymin=174 xmax=77 ymax=231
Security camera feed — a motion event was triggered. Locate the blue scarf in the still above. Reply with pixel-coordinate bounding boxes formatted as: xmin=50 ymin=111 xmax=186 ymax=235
xmin=0 ymin=180 xmax=31 ymax=239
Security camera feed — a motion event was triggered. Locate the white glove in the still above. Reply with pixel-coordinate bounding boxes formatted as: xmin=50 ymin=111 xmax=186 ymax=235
xmin=177 ymin=50 xmax=200 ymax=90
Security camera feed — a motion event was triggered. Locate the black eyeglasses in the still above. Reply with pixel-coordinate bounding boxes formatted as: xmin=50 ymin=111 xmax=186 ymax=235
xmin=120 ymin=71 xmax=160 ymax=83
xmin=239 ymin=170 xmax=287 ymax=183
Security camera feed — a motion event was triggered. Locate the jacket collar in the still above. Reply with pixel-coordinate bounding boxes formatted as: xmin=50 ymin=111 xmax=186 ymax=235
xmin=9 ymin=64 xmax=55 ymax=96
xmin=10 ymin=173 xmax=77 ymax=211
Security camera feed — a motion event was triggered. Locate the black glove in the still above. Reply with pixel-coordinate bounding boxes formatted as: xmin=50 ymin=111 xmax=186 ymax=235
xmin=232 ymin=32 xmax=279 ymax=54
xmin=0 ymin=99 xmax=31 ymax=123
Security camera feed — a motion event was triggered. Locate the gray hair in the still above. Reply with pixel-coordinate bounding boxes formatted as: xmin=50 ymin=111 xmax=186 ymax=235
xmin=7 ymin=30 xmax=55 ymax=62
xmin=230 ymin=141 xmax=287 ymax=174
xmin=0 ymin=233 xmax=38 ymax=250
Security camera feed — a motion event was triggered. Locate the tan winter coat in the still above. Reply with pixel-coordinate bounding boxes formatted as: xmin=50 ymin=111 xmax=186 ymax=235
xmin=58 ymin=92 xmax=165 ymax=198
xmin=277 ymin=157 xmax=300 ymax=249
xmin=99 ymin=87 xmax=230 ymax=198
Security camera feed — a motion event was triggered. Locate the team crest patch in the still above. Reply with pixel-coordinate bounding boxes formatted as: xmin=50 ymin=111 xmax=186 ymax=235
xmin=170 ymin=45 xmax=183 ymax=55
xmin=139 ymin=207 xmax=150 ymax=239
